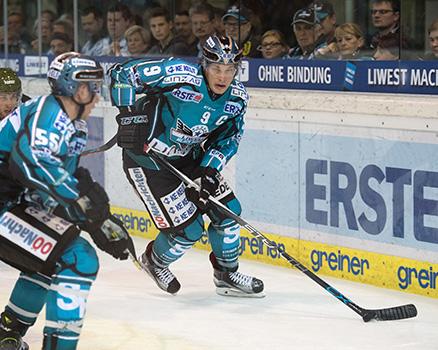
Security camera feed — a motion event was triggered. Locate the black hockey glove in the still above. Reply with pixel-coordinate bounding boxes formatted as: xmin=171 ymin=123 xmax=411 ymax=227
xmin=86 ymin=215 xmax=136 ymax=260
xmin=185 ymin=167 xmax=220 ymax=211
xmin=74 ymin=167 xmax=111 ymax=225
xmin=51 ymin=168 xmax=110 ymax=225
xmin=115 ymin=111 xmax=149 ymax=155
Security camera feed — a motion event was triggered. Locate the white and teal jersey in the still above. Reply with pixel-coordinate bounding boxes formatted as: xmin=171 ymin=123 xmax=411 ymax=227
xmin=110 ymin=57 xmax=248 ymax=172
xmin=0 ymin=95 xmax=87 ymax=214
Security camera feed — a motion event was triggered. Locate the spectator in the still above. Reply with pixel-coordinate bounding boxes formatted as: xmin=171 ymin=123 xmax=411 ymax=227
xmin=174 ymin=10 xmax=198 ymax=56
xmin=125 ymin=25 xmax=151 ymax=56
xmin=257 ymin=29 xmax=289 ymax=59
xmin=53 ymin=18 xmax=74 ymax=39
xmin=424 ymin=19 xmax=438 ymax=60
xmin=369 ymin=0 xmax=400 ymax=51
xmin=286 ymin=7 xmax=325 ymax=60
xmin=81 ymin=6 xmax=106 ymax=56
xmin=213 ymin=6 xmax=226 ymax=37
xmin=148 ymin=7 xmax=189 ymax=57
xmin=101 ymin=3 xmax=132 ymax=56
xmin=308 ymin=0 xmax=337 ymax=45
xmin=41 ymin=9 xmax=57 ymax=24
xmin=321 ymin=23 xmax=372 ymax=60
xmin=30 ymin=18 xmax=53 ymax=54
xmin=49 ymin=32 xmax=74 ymax=56
xmin=0 ymin=12 xmax=31 ymax=54
xmin=222 ymin=5 xmax=261 ymax=58
xmin=373 ymin=34 xmax=400 ymax=60
xmin=189 ymin=2 xmax=216 ymax=57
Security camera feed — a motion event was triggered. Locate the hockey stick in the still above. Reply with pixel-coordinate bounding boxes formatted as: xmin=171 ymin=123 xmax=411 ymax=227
xmin=82 ymin=133 xmax=117 ymax=156
xmin=143 ymin=144 xmax=417 ymax=322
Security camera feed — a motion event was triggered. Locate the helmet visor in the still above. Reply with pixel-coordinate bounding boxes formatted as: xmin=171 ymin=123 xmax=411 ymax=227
xmin=73 ymin=69 xmax=104 ymax=82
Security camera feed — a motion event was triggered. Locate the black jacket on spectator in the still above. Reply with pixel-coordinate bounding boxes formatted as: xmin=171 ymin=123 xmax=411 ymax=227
xmin=148 ymin=35 xmax=190 ymax=57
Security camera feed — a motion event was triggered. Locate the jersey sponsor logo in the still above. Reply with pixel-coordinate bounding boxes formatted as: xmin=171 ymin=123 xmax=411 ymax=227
xmin=171 ymin=119 xmax=209 ymax=145
xmin=231 ymin=88 xmax=248 ymax=100
xmin=214 ymin=178 xmax=233 ymax=201
xmin=165 ymin=64 xmax=198 ymax=75
xmin=69 ymin=136 xmax=87 ymax=156
xmin=223 ymin=101 xmax=242 ymax=116
xmin=162 ymin=74 xmax=202 ymax=86
xmin=161 ymin=183 xmax=197 ymax=226
xmin=149 ymin=138 xmax=193 ymax=158
xmin=53 ymin=112 xmax=70 ymax=133
xmin=207 ymin=149 xmax=227 ymax=171
xmin=128 ymin=168 xmax=170 ymax=229
xmin=113 ymin=82 xmax=132 ymax=89
xmin=0 ymin=211 xmax=56 ymax=261
xmin=25 ymin=207 xmax=72 ymax=234
xmin=171 ymin=88 xmax=203 ymax=103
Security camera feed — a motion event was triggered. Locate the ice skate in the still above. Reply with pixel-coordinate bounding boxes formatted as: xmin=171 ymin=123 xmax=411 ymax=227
xmin=138 ymin=241 xmax=181 ymax=294
xmin=213 ymin=269 xmax=265 ymax=298
xmin=0 ymin=330 xmax=28 ymax=350
xmin=209 ymin=252 xmax=265 ymax=298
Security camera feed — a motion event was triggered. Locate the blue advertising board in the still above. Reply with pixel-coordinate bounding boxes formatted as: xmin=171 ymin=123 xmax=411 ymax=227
xmin=3 ymin=53 xmax=438 ymax=94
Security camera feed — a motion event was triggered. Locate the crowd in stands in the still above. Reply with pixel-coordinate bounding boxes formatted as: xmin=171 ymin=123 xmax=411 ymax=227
xmin=0 ymin=0 xmax=437 ymax=61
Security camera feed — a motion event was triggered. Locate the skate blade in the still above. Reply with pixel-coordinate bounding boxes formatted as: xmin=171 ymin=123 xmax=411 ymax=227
xmin=215 ymin=287 xmax=266 ymax=298
xmin=137 ymin=257 xmax=180 ymax=295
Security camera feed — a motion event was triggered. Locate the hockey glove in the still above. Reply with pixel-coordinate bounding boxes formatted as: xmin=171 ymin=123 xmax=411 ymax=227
xmin=74 ymin=167 xmax=111 ymax=225
xmin=185 ymin=167 xmax=220 ymax=211
xmin=115 ymin=111 xmax=149 ymax=154
xmin=87 ymin=215 xmax=135 ymax=260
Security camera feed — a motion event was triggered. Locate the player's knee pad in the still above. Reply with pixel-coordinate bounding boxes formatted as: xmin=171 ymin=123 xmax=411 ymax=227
xmin=56 ymin=236 xmax=99 ymax=278
xmin=209 ymin=197 xmax=242 ymax=225
xmin=43 ymin=237 xmax=99 ymax=350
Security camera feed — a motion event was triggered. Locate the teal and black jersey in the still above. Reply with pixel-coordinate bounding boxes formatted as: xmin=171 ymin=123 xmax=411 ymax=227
xmin=110 ymin=57 xmax=248 ymax=172
xmin=0 ymin=95 xmax=87 ymax=215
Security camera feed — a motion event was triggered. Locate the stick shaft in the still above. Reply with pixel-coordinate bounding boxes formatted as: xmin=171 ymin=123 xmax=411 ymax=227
xmin=144 ymin=146 xmax=417 ymax=321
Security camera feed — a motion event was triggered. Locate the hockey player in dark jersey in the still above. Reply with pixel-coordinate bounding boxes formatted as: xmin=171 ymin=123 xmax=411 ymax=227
xmin=110 ymin=35 xmax=264 ymax=297
xmin=0 ymin=52 xmax=134 ymax=350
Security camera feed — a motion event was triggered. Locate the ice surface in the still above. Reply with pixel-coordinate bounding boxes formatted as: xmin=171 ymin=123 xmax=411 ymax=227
xmin=1 ymin=236 xmax=437 ymax=350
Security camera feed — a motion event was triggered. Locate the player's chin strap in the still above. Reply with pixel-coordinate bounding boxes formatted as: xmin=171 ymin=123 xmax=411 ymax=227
xmin=142 ymin=143 xmax=418 ymax=323
xmin=72 ymin=93 xmax=95 ymax=121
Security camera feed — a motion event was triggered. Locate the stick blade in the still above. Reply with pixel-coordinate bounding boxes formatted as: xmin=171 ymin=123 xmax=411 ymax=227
xmin=362 ymin=304 xmax=417 ymax=322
